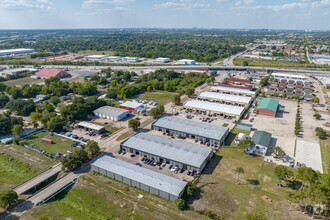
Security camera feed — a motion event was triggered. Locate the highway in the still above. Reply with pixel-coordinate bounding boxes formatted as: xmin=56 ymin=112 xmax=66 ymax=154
xmin=13 ymin=164 xmax=62 ymax=195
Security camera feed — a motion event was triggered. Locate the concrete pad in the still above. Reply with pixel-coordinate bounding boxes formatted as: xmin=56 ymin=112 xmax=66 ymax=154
xmin=295 ymin=140 xmax=323 ymax=173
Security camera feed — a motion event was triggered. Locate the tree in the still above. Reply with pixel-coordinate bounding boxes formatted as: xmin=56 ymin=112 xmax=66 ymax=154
xmin=235 ymin=167 xmax=245 ymax=185
xmin=0 ymin=190 xmax=18 ymax=208
xmin=274 ymin=165 xmax=293 ymax=184
xmin=128 ymin=118 xmax=140 ymax=131
xmin=315 ymin=127 xmax=327 ymax=139
xmin=60 ymin=149 xmax=88 ymax=171
xmin=261 ymin=92 xmax=266 ymax=97
xmin=172 ymin=94 xmax=181 ymax=105
xmin=238 ymin=139 xmax=254 ymax=152
xmin=106 ymin=90 xmax=117 ymax=99
xmin=86 ymin=140 xmax=100 ymax=157
xmin=270 ymin=146 xmax=286 ymax=159
xmin=312 ymin=96 xmax=319 ymax=104
xmin=282 ymin=93 xmax=287 ymax=99
xmin=149 ymin=104 xmax=165 ymax=118
xmin=243 ymin=60 xmax=249 ymax=66
xmin=185 ymin=87 xmax=195 ymax=97
xmin=204 ymin=209 xmax=212 ymax=218
xmin=313 ymin=113 xmax=321 ymax=120
xmin=259 ymin=76 xmax=269 ymax=87
xmin=49 ymin=96 xmax=61 ymax=106
xmin=5 ymin=99 xmax=36 ymax=116
xmin=0 ymin=94 xmax=10 ymax=107
xmin=47 ymin=117 xmax=65 ymax=132
xmin=12 ymin=124 xmax=23 ymax=138
xmin=175 ymin=198 xmax=186 ymax=210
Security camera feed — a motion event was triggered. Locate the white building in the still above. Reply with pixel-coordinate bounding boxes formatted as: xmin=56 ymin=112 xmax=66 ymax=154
xmin=94 ymin=106 xmax=130 ymax=121
xmin=122 ymin=57 xmax=140 ymax=62
xmin=177 ymin=59 xmax=195 ymax=65
xmin=108 ymin=56 xmax=122 ymax=61
xmin=154 ymin=58 xmax=171 ymax=63
xmin=0 ymin=48 xmax=35 ymax=57
xmin=81 ymin=55 xmax=110 ymax=61
xmin=271 ymin=73 xmax=306 ymax=82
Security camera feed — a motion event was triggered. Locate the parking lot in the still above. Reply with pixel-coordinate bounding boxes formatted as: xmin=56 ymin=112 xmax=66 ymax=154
xmin=115 ymin=151 xmax=194 ymax=182
xmin=243 ymin=99 xmax=297 ymax=157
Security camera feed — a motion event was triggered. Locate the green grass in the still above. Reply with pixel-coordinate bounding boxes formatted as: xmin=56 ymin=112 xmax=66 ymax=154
xmin=78 ymin=50 xmax=115 ymax=55
xmin=224 ymin=128 xmax=251 ymax=147
xmin=89 ymin=121 xmax=122 ymax=134
xmin=23 ymin=173 xmax=207 ymax=220
xmin=319 ymin=132 xmax=329 ymax=173
xmin=134 ymin=91 xmax=178 ymax=105
xmin=222 ymin=123 xmax=229 ymax=127
xmin=189 ymin=147 xmax=297 ymax=219
xmin=233 ymin=57 xmax=330 ymax=70
xmin=3 ymin=77 xmax=43 ymax=86
xmin=22 ymin=132 xmax=76 ymax=155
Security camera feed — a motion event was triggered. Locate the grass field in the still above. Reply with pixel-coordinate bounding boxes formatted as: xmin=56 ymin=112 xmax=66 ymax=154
xmin=22 ymin=132 xmax=76 ymax=155
xmin=3 ymin=77 xmax=43 ymax=86
xmin=89 ymin=121 xmax=122 ymax=134
xmin=233 ymin=58 xmax=330 ymax=70
xmin=22 ymin=173 xmax=208 ymax=220
xmin=224 ymin=128 xmax=251 ymax=147
xmin=319 ymin=131 xmax=329 ymax=173
xmin=134 ymin=91 xmax=178 ymax=105
xmin=187 ymin=146 xmax=299 ymax=219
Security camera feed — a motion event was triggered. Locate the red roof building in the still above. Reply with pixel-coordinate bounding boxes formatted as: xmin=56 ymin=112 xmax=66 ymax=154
xmin=219 ymin=77 xmax=253 ymax=90
xmin=35 ymin=69 xmax=71 ymax=78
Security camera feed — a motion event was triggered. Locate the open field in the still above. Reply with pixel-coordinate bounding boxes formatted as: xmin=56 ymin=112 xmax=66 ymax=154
xmin=134 ymin=91 xmax=178 ymax=105
xmin=22 ymin=132 xmax=76 ymax=155
xmin=319 ymin=131 xmax=329 ymax=173
xmin=22 ymin=173 xmax=208 ymax=220
xmin=233 ymin=58 xmax=330 ymax=70
xmin=187 ymin=147 xmax=305 ymax=220
xmin=3 ymin=77 xmax=43 ymax=86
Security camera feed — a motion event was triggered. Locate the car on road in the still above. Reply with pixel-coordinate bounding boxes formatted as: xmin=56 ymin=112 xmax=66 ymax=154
xmin=135 ymin=163 xmax=142 ymax=167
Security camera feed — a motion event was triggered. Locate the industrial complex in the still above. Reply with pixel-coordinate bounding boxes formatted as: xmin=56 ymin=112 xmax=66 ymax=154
xmin=198 ymin=91 xmax=252 ymax=106
xmin=210 ymin=85 xmax=256 ymax=96
xmin=0 ymin=48 xmax=35 ymax=57
xmin=94 ymin=106 xmax=130 ymax=121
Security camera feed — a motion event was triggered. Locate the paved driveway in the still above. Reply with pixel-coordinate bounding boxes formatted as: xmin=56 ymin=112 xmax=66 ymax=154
xmin=295 ymin=140 xmax=323 ymax=173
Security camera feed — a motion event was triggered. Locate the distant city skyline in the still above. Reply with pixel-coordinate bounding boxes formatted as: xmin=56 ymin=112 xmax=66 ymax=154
xmin=0 ymin=0 xmax=329 ymax=30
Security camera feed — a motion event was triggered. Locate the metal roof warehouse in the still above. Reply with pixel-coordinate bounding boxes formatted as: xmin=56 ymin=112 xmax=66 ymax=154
xmin=91 ymin=155 xmax=187 ymax=201
xmin=93 ymin=106 xmax=130 ymax=121
xmin=198 ymin=91 xmax=252 ymax=106
xmin=183 ymin=99 xmax=245 ymax=118
xmin=152 ymin=116 xmax=229 ymax=145
xmin=121 ymin=132 xmax=213 ymax=172
xmin=77 ymin=122 xmax=105 ymax=133
xmin=210 ymin=86 xmax=256 ymax=96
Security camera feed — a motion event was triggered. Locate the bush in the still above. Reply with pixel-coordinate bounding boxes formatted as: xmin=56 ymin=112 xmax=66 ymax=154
xmin=175 ymin=198 xmax=186 ymax=210
xmin=204 ymin=209 xmax=213 ymax=217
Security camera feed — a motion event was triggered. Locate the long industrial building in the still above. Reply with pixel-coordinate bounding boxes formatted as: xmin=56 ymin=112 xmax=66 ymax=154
xmin=94 ymin=106 xmax=130 ymax=121
xmin=271 ymin=73 xmax=306 ymax=82
xmin=120 ymin=132 xmax=213 ymax=172
xmin=210 ymin=86 xmax=256 ymax=97
xmin=91 ymin=155 xmax=187 ymax=201
xmin=183 ymin=99 xmax=245 ymax=119
xmin=152 ymin=116 xmax=229 ymax=146
xmin=198 ymin=91 xmax=252 ymax=106
xmin=0 ymin=48 xmax=35 ymax=57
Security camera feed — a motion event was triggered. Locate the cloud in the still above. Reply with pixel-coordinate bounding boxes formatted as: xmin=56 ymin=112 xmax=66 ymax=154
xmin=312 ymin=0 xmax=330 ymax=8
xmin=216 ymin=0 xmax=228 ymax=3
xmin=0 ymin=0 xmax=52 ymax=10
xmin=235 ymin=2 xmax=307 ymax=11
xmin=82 ymin=0 xmax=134 ymax=9
xmin=154 ymin=0 xmax=210 ymax=10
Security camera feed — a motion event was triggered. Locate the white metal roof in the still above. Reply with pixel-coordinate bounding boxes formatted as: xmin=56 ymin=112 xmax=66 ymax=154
xmin=0 ymin=48 xmax=35 ymax=53
xmin=272 ymin=73 xmax=305 ymax=79
xmin=210 ymin=86 xmax=255 ymax=95
xmin=94 ymin=106 xmax=130 ymax=117
xmin=84 ymin=55 xmax=109 ymax=59
xmin=184 ymin=99 xmax=244 ymax=116
xmin=153 ymin=116 xmax=228 ymax=141
xmin=198 ymin=91 xmax=252 ymax=104
xmin=77 ymin=122 xmax=104 ymax=131
xmin=122 ymin=132 xmax=212 ymax=168
xmin=91 ymin=155 xmax=187 ymax=196
xmin=120 ymin=101 xmax=144 ymax=109
xmin=178 ymin=59 xmax=195 ymax=62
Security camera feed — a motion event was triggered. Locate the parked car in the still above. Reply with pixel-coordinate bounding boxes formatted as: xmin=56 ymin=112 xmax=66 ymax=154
xmin=135 ymin=163 xmax=142 ymax=167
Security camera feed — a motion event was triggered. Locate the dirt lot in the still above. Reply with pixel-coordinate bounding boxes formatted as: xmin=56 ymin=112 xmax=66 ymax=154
xmin=243 ymin=99 xmax=297 ymax=157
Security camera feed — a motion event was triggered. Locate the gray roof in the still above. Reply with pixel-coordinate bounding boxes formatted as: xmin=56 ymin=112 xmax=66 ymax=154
xmin=91 ymin=155 xmax=187 ymax=196
xmin=210 ymin=86 xmax=256 ymax=95
xmin=77 ymin=122 xmax=104 ymax=131
xmin=94 ymin=106 xmax=130 ymax=117
xmin=198 ymin=91 xmax=252 ymax=104
xmin=153 ymin=116 xmax=228 ymax=141
xmin=122 ymin=133 xmax=212 ymax=168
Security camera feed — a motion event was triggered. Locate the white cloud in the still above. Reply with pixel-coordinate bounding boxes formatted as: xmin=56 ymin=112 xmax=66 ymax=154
xmin=216 ymin=0 xmax=228 ymax=3
xmin=82 ymin=0 xmax=134 ymax=9
xmin=0 ymin=0 xmax=52 ymax=10
xmin=312 ymin=0 xmax=330 ymax=8
xmin=154 ymin=1 xmax=210 ymax=10
xmin=235 ymin=2 xmax=307 ymax=11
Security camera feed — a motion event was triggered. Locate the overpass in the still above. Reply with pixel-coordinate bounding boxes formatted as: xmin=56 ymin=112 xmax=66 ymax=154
xmin=13 ymin=164 xmax=62 ymax=195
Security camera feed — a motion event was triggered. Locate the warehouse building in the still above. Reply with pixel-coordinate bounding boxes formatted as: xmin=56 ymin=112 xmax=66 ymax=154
xmin=210 ymin=86 xmax=256 ymax=97
xmin=77 ymin=122 xmax=105 ymax=134
xmin=177 ymin=59 xmax=195 ymax=65
xmin=120 ymin=132 xmax=213 ymax=172
xmin=247 ymin=131 xmax=272 ymax=156
xmin=119 ymin=101 xmax=145 ymax=112
xmin=81 ymin=55 xmax=110 ymax=61
xmin=198 ymin=91 xmax=252 ymax=106
xmin=152 ymin=116 xmax=229 ymax=146
xmin=271 ymin=73 xmax=306 ymax=82
xmin=0 ymin=48 xmax=35 ymax=57
xmin=183 ymin=99 xmax=245 ymax=119
xmin=154 ymin=57 xmax=171 ymax=63
xmin=91 ymin=155 xmax=187 ymax=201
xmin=256 ymin=98 xmax=279 ymax=117
xmin=35 ymin=69 xmax=71 ymax=79
xmin=122 ymin=57 xmax=140 ymax=62
xmin=94 ymin=106 xmax=130 ymax=121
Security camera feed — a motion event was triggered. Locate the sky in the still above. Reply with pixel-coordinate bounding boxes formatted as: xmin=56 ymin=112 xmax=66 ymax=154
xmin=0 ymin=0 xmax=329 ymax=30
